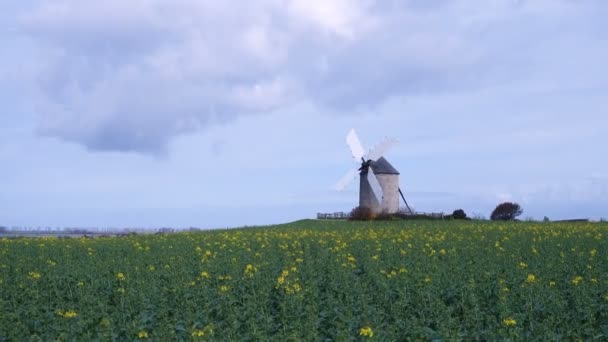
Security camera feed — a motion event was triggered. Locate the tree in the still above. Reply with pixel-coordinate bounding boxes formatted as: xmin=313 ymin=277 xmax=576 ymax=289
xmin=491 ymin=202 xmax=523 ymax=221
xmin=452 ymin=209 xmax=467 ymax=220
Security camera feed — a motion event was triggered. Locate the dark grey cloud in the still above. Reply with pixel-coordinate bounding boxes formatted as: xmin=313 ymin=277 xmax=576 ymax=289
xmin=11 ymin=0 xmax=608 ymax=153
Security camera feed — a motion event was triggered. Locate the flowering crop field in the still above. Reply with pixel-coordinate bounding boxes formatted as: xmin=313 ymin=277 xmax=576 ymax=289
xmin=1 ymin=220 xmax=607 ymax=340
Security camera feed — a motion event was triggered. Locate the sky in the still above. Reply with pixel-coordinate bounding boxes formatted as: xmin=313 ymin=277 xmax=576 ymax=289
xmin=1 ymin=0 xmax=607 ymax=229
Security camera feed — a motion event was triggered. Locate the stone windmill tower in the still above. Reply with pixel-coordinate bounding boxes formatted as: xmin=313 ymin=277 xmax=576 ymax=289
xmin=335 ymin=129 xmax=413 ymax=214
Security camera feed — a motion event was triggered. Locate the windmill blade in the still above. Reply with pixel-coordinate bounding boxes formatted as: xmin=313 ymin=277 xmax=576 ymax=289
xmin=367 ymin=166 xmax=384 ymax=203
xmin=346 ymin=128 xmax=365 ymax=161
xmin=366 ymin=136 xmax=398 ymax=161
xmin=335 ymin=169 xmax=359 ymax=191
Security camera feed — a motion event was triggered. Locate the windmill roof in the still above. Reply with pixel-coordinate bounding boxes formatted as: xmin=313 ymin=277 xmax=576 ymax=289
xmin=363 ymin=156 xmax=400 ymax=175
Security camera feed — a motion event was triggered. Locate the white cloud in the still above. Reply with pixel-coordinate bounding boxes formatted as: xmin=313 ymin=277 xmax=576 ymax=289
xmin=11 ymin=0 xmax=607 ymax=153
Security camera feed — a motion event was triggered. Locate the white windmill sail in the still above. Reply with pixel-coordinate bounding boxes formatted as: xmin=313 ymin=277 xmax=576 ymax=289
xmin=335 ymin=169 xmax=359 ymax=191
xmin=366 ymin=164 xmax=384 ymax=202
xmin=346 ymin=128 xmax=365 ymax=161
xmin=367 ymin=137 xmax=398 ymax=161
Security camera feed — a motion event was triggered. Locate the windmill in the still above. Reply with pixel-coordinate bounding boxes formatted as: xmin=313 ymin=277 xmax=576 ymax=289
xmin=335 ymin=129 xmax=413 ymax=215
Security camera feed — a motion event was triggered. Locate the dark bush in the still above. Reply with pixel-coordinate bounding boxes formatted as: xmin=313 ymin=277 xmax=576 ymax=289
xmin=452 ymin=209 xmax=467 ymax=220
xmin=349 ymin=206 xmax=374 ymax=221
xmin=490 ymin=202 xmax=523 ymax=221
xmin=376 ymin=211 xmax=398 ymax=221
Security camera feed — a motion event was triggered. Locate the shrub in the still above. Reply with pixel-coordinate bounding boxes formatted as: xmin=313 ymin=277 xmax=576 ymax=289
xmin=375 ymin=211 xmax=396 ymax=221
xmin=452 ymin=209 xmax=467 ymax=220
xmin=349 ymin=206 xmax=374 ymax=221
xmin=490 ymin=202 xmax=523 ymax=221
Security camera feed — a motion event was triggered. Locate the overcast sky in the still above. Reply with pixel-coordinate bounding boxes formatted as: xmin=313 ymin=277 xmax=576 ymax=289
xmin=1 ymin=0 xmax=607 ymax=228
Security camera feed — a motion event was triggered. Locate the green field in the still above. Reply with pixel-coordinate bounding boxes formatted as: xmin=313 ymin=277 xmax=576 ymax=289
xmin=1 ymin=220 xmax=607 ymax=340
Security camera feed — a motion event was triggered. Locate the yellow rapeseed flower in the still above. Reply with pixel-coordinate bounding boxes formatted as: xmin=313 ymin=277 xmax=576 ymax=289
xmin=63 ymin=310 xmax=78 ymax=318
xmin=503 ymin=317 xmax=517 ymax=326
xmin=200 ymin=271 xmax=209 ymax=278
xmin=137 ymin=330 xmax=149 ymax=339
xmin=359 ymin=326 xmax=374 ymax=337
xmin=519 ymin=262 xmax=527 ymax=269
xmin=526 ymin=274 xmax=536 ymax=283
xmin=571 ymin=276 xmax=583 ymax=285
xmin=28 ymin=272 xmax=41 ymax=280
xmin=116 ymin=272 xmax=125 ymax=281
xmin=192 ymin=329 xmax=205 ymax=337
xmin=549 ymin=281 xmax=556 ymax=287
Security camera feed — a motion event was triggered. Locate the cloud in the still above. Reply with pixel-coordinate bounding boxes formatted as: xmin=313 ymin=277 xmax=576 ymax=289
xmin=14 ymin=0 xmax=606 ymax=153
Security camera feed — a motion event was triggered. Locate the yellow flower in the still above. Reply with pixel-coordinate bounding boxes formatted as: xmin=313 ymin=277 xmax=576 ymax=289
xmin=55 ymin=309 xmax=77 ymax=318
xmin=77 ymin=281 xmax=85 ymax=287
xmin=526 ymin=274 xmax=536 ymax=283
xmin=137 ymin=330 xmax=149 ymax=339
xmin=219 ymin=285 xmax=229 ymax=292
xmin=549 ymin=281 xmax=556 ymax=287
xmin=571 ymin=276 xmax=583 ymax=285
xmin=116 ymin=272 xmax=125 ymax=281
xmin=28 ymin=272 xmax=41 ymax=280
xmin=372 ymin=255 xmax=379 ymax=261
xmin=519 ymin=262 xmax=527 ymax=269
xmin=63 ymin=310 xmax=78 ymax=318
xmin=192 ymin=329 xmax=205 ymax=337
xmin=439 ymin=249 xmax=447 ymax=255
xmin=148 ymin=265 xmax=156 ymax=272
xmin=200 ymin=271 xmax=209 ymax=278
xmin=424 ymin=276 xmax=432 ymax=283
xmin=590 ymin=249 xmax=597 ymax=257
xmin=359 ymin=326 xmax=374 ymax=337
xmin=192 ymin=324 xmax=214 ymax=337
xmin=100 ymin=318 xmax=111 ymax=327
xmin=503 ymin=317 xmax=517 ymax=326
